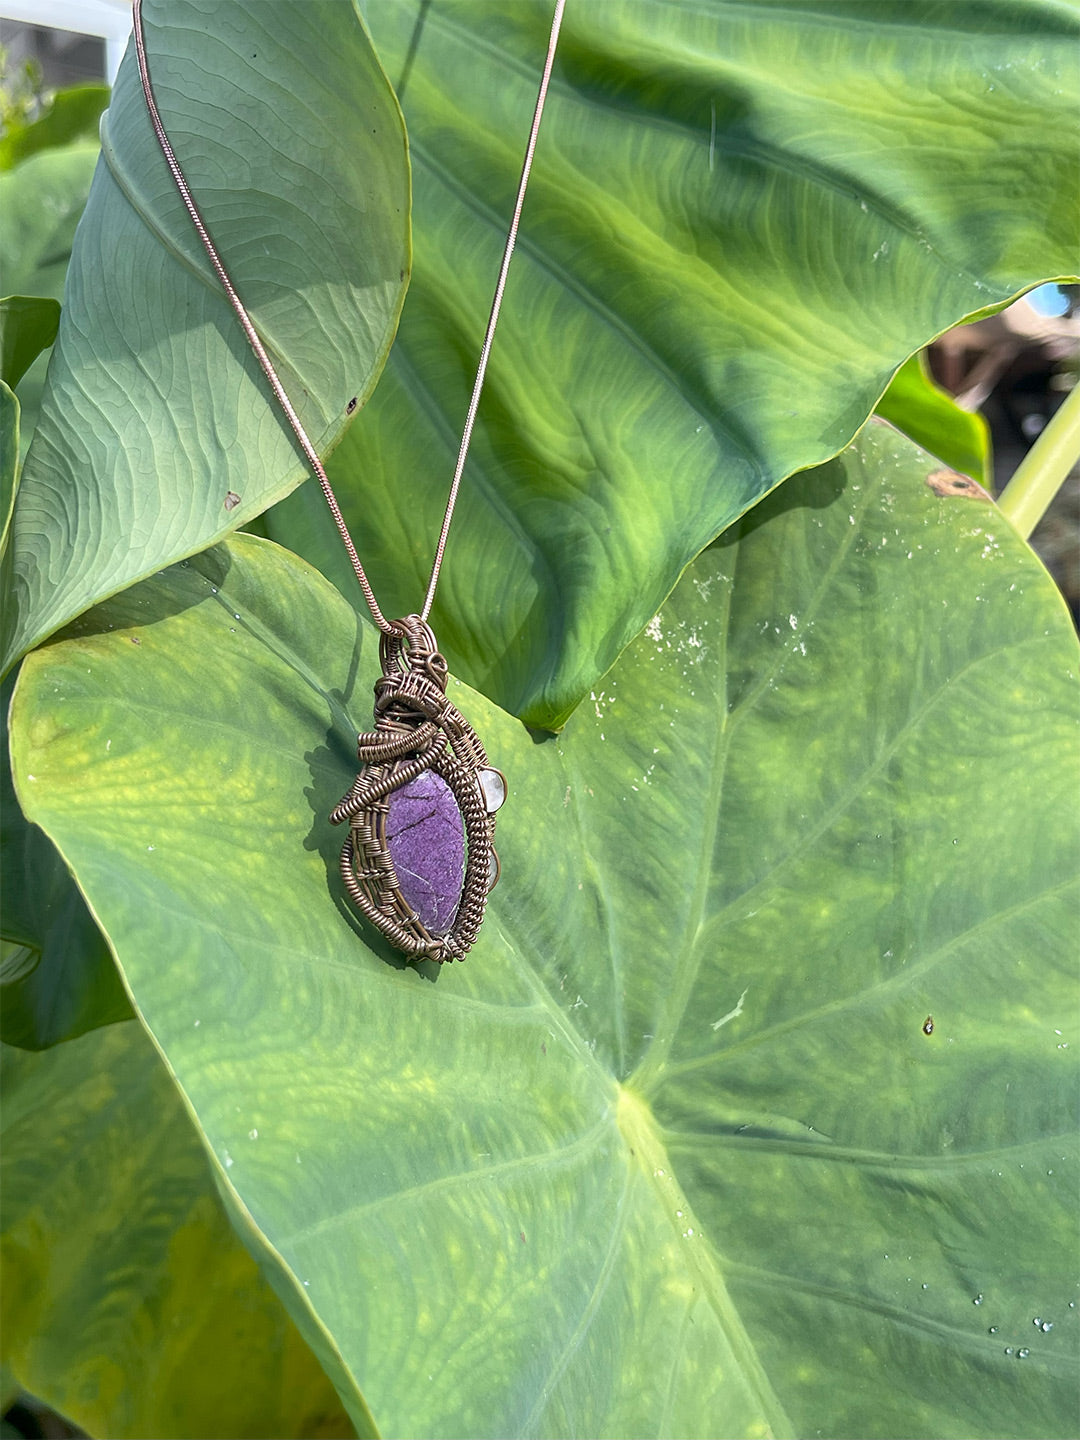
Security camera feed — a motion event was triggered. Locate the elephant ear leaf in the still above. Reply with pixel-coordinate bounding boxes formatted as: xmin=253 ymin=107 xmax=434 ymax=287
xmin=1 ymin=0 xmax=410 ymax=676
xmin=11 ymin=422 xmax=1078 ymax=1438
xmin=264 ymin=0 xmax=1080 ymax=729
xmin=0 ymin=1021 xmax=358 ymax=1438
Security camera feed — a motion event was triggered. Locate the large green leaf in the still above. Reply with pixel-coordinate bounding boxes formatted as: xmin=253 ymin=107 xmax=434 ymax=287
xmin=0 ymin=1021 xmax=357 ymax=1438
xmin=265 ymin=0 xmax=1079 ymax=727
xmin=1 ymin=0 xmax=409 ymax=675
xmin=12 ymin=423 xmax=1078 ymax=1437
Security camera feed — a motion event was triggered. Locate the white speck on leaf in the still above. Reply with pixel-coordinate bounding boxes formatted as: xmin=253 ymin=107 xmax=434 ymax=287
xmin=712 ymin=987 xmax=748 ymax=1031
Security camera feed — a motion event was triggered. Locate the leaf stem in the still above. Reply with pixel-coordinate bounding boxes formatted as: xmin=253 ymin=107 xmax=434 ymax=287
xmin=996 ymin=380 xmax=1080 ymax=539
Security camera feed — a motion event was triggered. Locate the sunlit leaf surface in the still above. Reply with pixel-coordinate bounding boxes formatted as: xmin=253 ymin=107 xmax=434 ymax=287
xmin=267 ymin=0 xmax=1079 ymax=725
xmin=0 ymin=1021 xmax=358 ymax=1438
xmin=12 ymin=422 xmax=1077 ymax=1437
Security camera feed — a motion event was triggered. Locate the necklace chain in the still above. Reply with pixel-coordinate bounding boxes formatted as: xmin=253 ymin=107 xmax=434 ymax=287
xmin=132 ymin=0 xmax=565 ymax=638
xmin=418 ymin=0 xmax=565 ymax=623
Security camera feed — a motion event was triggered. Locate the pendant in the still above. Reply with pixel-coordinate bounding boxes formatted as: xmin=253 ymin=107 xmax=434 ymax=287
xmin=330 ymin=616 xmax=505 ymax=962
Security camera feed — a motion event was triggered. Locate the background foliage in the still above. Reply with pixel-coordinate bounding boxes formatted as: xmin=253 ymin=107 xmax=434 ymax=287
xmin=1 ymin=1023 xmax=353 ymax=1438
xmin=2 ymin=2 xmax=1078 ymax=1437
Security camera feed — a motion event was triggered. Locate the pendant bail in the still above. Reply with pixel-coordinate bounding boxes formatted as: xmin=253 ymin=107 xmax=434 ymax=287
xmin=379 ymin=615 xmax=449 ymax=692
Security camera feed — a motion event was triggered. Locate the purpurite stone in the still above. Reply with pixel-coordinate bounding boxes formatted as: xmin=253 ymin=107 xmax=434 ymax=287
xmin=385 ymin=771 xmax=465 ymax=935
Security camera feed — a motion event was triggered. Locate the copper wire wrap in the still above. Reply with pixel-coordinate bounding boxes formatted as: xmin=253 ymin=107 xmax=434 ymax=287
xmin=330 ymin=618 xmax=499 ymax=962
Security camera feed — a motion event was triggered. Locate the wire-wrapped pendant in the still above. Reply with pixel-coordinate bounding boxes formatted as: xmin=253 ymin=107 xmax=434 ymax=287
xmin=330 ymin=616 xmax=504 ymax=962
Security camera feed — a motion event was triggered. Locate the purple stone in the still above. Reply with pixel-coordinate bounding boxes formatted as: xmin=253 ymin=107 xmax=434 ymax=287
xmin=385 ymin=770 xmax=465 ymax=935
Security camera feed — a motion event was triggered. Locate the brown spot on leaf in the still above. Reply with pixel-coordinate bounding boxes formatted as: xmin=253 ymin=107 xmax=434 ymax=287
xmin=520 ymin=1231 xmax=527 ymax=1244
xmin=926 ymin=469 xmax=992 ymax=502
xmin=923 ymin=1015 xmax=934 ymax=1036
xmin=224 ymin=491 xmax=241 ymax=511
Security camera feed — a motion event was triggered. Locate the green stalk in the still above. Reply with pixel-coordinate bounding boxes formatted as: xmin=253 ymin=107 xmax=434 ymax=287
xmin=996 ymin=379 xmax=1080 ymax=539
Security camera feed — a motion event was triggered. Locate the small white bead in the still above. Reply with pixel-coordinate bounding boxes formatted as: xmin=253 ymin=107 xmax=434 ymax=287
xmin=478 ymin=767 xmax=506 ymax=813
